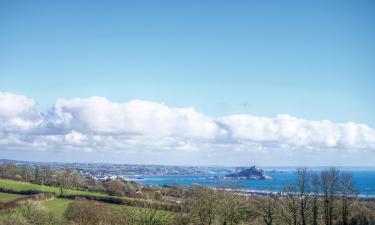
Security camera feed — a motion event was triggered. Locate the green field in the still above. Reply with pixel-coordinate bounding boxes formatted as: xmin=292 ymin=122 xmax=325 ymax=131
xmin=0 ymin=192 xmax=22 ymax=203
xmin=0 ymin=178 xmax=168 ymax=207
xmin=0 ymin=179 xmax=174 ymax=223
xmin=0 ymin=179 xmax=107 ymax=197
xmin=42 ymin=198 xmax=72 ymax=218
xmin=41 ymin=198 xmax=174 ymax=220
xmin=0 ymin=193 xmax=72 ymax=219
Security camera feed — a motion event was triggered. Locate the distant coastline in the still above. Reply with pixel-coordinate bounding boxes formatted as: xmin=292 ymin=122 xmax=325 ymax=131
xmin=2 ymin=159 xmax=375 ymax=197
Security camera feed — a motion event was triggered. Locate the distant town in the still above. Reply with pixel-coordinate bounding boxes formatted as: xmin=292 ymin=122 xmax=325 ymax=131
xmin=0 ymin=159 xmax=237 ymax=180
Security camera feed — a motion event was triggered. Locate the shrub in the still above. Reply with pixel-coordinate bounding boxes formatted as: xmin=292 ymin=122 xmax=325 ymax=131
xmin=64 ymin=199 xmax=131 ymax=225
xmin=0 ymin=202 xmax=60 ymax=225
xmin=19 ymin=202 xmax=60 ymax=225
xmin=104 ymin=179 xmax=126 ymax=196
xmin=0 ymin=214 xmax=30 ymax=225
xmin=127 ymin=204 xmax=174 ymax=225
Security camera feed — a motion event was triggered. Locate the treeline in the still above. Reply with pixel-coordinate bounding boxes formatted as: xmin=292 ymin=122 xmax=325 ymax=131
xmin=0 ymin=163 xmax=90 ymax=194
xmin=173 ymin=168 xmax=375 ymax=225
xmin=0 ymin=163 xmax=166 ymax=200
xmin=0 ymin=162 xmax=189 ymax=212
xmin=257 ymin=168 xmax=374 ymax=225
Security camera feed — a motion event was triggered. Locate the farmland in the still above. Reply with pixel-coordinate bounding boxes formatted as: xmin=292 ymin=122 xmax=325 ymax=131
xmin=0 ymin=179 xmax=175 ymax=224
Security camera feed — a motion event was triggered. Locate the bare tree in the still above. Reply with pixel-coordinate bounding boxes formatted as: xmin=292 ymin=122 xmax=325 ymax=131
xmin=280 ymin=184 xmax=299 ymax=225
xmin=261 ymin=195 xmax=278 ymax=225
xmin=321 ymin=168 xmax=340 ymax=225
xmin=57 ymin=170 xmax=67 ymax=195
xmin=57 ymin=168 xmax=77 ymax=195
xmin=39 ymin=166 xmax=56 ymax=186
xmin=0 ymin=163 xmax=19 ymax=179
xmin=185 ymin=187 xmax=218 ymax=225
xmin=34 ymin=166 xmax=40 ymax=183
xmin=296 ymin=168 xmax=312 ymax=225
xmin=311 ymin=173 xmax=321 ymax=225
xmin=20 ymin=165 xmax=33 ymax=182
xmin=216 ymin=190 xmax=249 ymax=225
xmin=71 ymin=170 xmax=84 ymax=189
xmin=339 ymin=173 xmax=356 ymax=225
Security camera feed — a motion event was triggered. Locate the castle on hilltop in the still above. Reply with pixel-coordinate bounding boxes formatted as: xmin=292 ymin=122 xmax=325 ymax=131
xmin=225 ymin=165 xmax=272 ymax=180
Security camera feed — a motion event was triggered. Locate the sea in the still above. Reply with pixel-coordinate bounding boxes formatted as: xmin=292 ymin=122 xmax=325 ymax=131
xmin=134 ymin=168 xmax=375 ymax=197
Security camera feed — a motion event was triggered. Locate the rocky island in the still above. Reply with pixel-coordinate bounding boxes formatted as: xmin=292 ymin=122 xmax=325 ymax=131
xmin=225 ymin=165 xmax=272 ymax=180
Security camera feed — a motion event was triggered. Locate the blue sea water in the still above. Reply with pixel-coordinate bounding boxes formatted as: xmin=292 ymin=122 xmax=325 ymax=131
xmin=135 ymin=169 xmax=375 ymax=197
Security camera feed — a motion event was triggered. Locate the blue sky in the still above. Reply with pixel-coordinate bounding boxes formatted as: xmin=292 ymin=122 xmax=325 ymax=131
xmin=0 ymin=1 xmax=375 ymax=165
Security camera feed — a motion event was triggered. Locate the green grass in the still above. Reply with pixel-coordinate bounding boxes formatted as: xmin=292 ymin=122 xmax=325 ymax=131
xmin=0 ymin=192 xmax=22 ymax=203
xmin=118 ymin=204 xmax=175 ymax=219
xmin=0 ymin=179 xmax=107 ymax=197
xmin=40 ymin=198 xmax=174 ymax=221
xmin=0 ymin=191 xmax=174 ymax=223
xmin=0 ymin=179 xmax=165 ymax=206
xmin=112 ymin=202 xmax=174 ymax=213
xmin=42 ymin=198 xmax=72 ymax=218
xmin=0 ymin=178 xmax=175 ymax=223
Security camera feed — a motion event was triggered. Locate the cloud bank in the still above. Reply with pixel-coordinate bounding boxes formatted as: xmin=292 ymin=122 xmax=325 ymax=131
xmin=0 ymin=92 xmax=374 ymax=159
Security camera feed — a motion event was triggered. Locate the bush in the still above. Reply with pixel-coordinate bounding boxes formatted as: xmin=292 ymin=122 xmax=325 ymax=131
xmin=0 ymin=202 xmax=60 ymax=225
xmin=181 ymin=187 xmax=252 ymax=225
xmin=19 ymin=202 xmax=60 ymax=225
xmin=0 ymin=214 xmax=30 ymax=225
xmin=127 ymin=204 xmax=174 ymax=225
xmin=104 ymin=179 xmax=126 ymax=196
xmin=60 ymin=193 xmax=180 ymax=212
xmin=64 ymin=199 xmax=131 ymax=225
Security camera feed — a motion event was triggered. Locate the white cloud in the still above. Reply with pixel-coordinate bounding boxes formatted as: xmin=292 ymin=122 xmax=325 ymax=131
xmin=64 ymin=130 xmax=87 ymax=145
xmin=0 ymin=92 xmax=374 ymax=158
xmin=47 ymin=97 xmax=224 ymax=139
xmin=0 ymin=92 xmax=36 ymax=118
xmin=0 ymin=92 xmax=41 ymax=131
xmin=217 ymin=114 xmax=375 ymax=149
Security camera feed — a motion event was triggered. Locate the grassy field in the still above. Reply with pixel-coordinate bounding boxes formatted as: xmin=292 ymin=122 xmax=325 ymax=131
xmin=0 ymin=179 xmax=107 ymax=197
xmin=0 ymin=192 xmax=72 ymax=219
xmin=42 ymin=198 xmax=72 ymax=218
xmin=0 ymin=178 xmax=175 ymax=225
xmin=112 ymin=202 xmax=175 ymax=218
xmin=0 ymin=192 xmax=22 ymax=203
xmin=0 ymin=178 xmax=172 ymax=207
xmin=41 ymin=197 xmax=174 ymax=220
xmin=0 ymin=178 xmax=175 ymax=222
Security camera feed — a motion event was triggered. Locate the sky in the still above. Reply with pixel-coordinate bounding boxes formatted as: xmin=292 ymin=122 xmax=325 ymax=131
xmin=0 ymin=0 xmax=375 ymax=166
